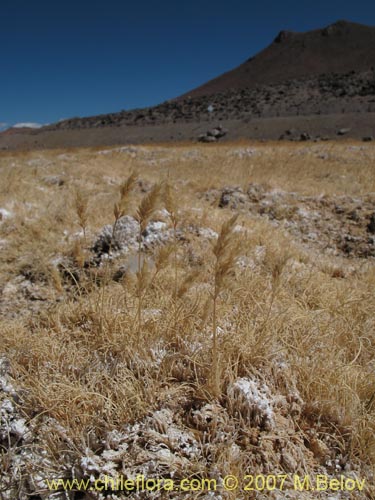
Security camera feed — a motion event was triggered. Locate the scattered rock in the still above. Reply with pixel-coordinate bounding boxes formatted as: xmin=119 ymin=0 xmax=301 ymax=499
xmin=337 ymin=128 xmax=351 ymax=136
xmin=93 ymin=216 xmax=216 ymax=262
xmin=92 ymin=215 xmax=171 ymax=259
xmin=142 ymin=220 xmax=169 ymax=246
xmin=227 ymin=147 xmax=258 ymax=158
xmin=207 ymin=127 xmax=226 ymax=138
xmin=1 ymin=358 xmax=32 ymax=446
xmin=279 ymin=130 xmax=321 ymax=142
xmin=198 ymin=126 xmax=227 ymax=143
xmin=219 ymin=187 xmax=247 ymax=209
xmin=0 ymin=208 xmax=12 ymax=221
xmin=195 ymin=227 xmax=218 ymax=239
xmin=42 ymin=175 xmax=65 ymax=186
xmin=205 ymin=183 xmax=375 ymax=258
xmin=300 ymin=132 xmax=311 ymax=141
xmin=247 ymin=183 xmax=266 ymax=202
xmin=137 ymin=179 xmax=152 ymax=193
xmin=92 ymin=216 xmax=138 ymax=257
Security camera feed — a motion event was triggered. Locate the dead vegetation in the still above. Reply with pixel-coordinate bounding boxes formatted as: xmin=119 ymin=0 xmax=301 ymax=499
xmin=0 ymin=141 xmax=375 ymax=499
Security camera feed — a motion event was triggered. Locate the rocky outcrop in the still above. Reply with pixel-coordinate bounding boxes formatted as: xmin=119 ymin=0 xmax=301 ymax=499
xmin=202 ymin=184 xmax=375 ymax=258
xmin=92 ymin=215 xmax=171 ymax=260
xmin=198 ymin=126 xmax=228 ymax=142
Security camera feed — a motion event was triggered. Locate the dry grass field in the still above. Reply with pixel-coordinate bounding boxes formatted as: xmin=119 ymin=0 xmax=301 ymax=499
xmin=1 ymin=141 xmax=375 ymax=499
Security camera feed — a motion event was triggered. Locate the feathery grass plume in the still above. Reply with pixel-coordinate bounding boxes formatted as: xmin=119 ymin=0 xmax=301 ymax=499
xmin=135 ymin=183 xmax=161 ymax=231
xmin=74 ymin=190 xmax=89 ymax=242
xmin=49 ymin=265 xmax=63 ymax=294
xmin=154 ymin=242 xmax=174 ymax=274
xmin=164 ymin=181 xmax=178 ymax=229
xmin=113 ymin=171 xmax=138 ymax=238
xmin=134 ymin=183 xmax=161 ymax=335
xmin=261 ymin=245 xmax=291 ymax=328
xmin=211 ymin=214 xmax=240 ymax=398
xmin=133 ymin=244 xmax=173 ymax=333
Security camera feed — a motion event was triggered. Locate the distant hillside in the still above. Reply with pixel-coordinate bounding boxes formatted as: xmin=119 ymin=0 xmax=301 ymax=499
xmin=180 ymin=20 xmax=375 ymax=98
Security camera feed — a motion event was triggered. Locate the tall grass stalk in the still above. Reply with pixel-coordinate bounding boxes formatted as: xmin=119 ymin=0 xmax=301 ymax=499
xmin=164 ymin=182 xmax=181 ymax=331
xmin=99 ymin=171 xmax=137 ymax=335
xmin=211 ymin=214 xmax=239 ymax=397
xmin=135 ymin=183 xmax=161 ymax=336
xmin=74 ymin=190 xmax=89 ymax=244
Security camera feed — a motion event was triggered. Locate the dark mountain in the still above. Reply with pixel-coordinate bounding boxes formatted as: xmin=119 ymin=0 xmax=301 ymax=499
xmin=180 ymin=20 xmax=375 ymax=98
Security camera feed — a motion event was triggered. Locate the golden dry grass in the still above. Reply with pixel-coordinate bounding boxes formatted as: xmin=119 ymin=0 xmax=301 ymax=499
xmin=0 ymin=141 xmax=375 ymax=499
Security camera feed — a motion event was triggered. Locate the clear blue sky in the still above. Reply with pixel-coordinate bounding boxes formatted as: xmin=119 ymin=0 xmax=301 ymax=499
xmin=1 ymin=0 xmax=375 ymax=129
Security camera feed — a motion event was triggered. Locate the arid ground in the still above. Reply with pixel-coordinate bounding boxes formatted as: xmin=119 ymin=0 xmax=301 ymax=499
xmin=1 ymin=141 xmax=375 ymax=499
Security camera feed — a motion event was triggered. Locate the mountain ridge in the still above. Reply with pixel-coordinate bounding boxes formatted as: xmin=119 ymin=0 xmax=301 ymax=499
xmin=178 ymin=20 xmax=375 ymax=99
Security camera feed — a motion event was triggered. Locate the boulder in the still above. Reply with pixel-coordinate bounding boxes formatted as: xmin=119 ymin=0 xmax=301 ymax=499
xmin=43 ymin=175 xmax=65 ymax=186
xmin=300 ymin=132 xmax=310 ymax=141
xmin=207 ymin=127 xmax=227 ymax=138
xmin=219 ymin=187 xmax=247 ymax=209
xmin=247 ymin=183 xmax=265 ymax=202
xmin=337 ymin=128 xmax=351 ymax=136
xmin=92 ymin=215 xmax=139 ymax=257
xmin=198 ymin=126 xmax=227 ymax=142
xmin=92 ymin=216 xmax=171 ymax=260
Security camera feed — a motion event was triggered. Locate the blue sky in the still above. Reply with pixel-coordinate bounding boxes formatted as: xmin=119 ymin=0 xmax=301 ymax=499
xmin=1 ymin=0 xmax=375 ymax=129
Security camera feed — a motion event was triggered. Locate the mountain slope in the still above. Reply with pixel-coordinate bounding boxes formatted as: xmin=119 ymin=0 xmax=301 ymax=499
xmin=180 ymin=20 xmax=375 ymax=98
